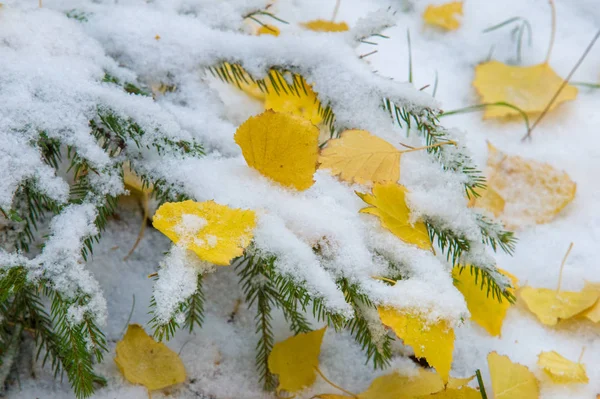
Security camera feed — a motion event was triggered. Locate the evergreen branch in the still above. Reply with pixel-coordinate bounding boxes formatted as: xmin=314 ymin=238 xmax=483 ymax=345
xmin=183 ymin=274 xmax=205 ymax=333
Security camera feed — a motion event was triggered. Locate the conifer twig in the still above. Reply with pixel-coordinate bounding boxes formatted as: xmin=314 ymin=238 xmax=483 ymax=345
xmin=0 ymin=323 xmax=23 ymax=394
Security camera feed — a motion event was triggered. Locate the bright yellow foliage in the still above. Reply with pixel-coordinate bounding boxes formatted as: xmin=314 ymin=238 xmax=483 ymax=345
xmin=222 ymin=62 xmax=265 ymax=100
xmin=123 ymin=161 xmax=152 ymax=194
xmin=152 ymin=200 xmax=256 ymax=266
xmin=581 ymin=281 xmax=600 ymax=322
xmin=468 ymin=186 xmax=504 ymax=218
xmin=257 ymin=24 xmax=280 ymax=36
xmin=235 ymin=110 xmax=320 ymax=190
xmin=484 ymin=143 xmax=576 ymax=227
xmin=357 ymin=183 xmax=431 ymax=250
xmin=473 ymin=62 xmax=578 ymax=119
xmin=418 ymin=387 xmax=481 ymax=399
xmin=423 ymin=2 xmax=463 ymax=30
xmin=520 ymin=286 xmax=599 ymax=326
xmin=318 ymin=130 xmax=401 ymax=185
xmin=268 ymin=327 xmax=327 ymax=393
xmin=446 ymin=375 xmax=475 ymax=389
xmin=264 ymin=76 xmax=323 ymax=126
xmin=359 ymin=368 xmax=445 ymax=399
xmin=114 ymin=324 xmax=186 ymax=391
xmin=488 ymin=352 xmax=539 ymax=399
xmin=452 ymin=267 xmax=517 ymax=336
xmin=378 ymin=308 xmax=454 ymax=382
xmin=537 ymin=351 xmax=589 ymax=384
xmin=301 ymin=20 xmax=349 ymax=32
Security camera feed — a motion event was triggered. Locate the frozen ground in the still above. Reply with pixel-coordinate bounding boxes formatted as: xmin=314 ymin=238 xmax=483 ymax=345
xmin=3 ymin=0 xmax=600 ymax=398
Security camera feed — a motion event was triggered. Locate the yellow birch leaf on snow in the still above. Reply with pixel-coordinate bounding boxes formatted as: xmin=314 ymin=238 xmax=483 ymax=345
xmin=357 ymin=183 xmax=431 ymax=250
xmin=123 ymin=161 xmax=153 ymax=194
xmin=222 ymin=62 xmax=266 ymax=101
xmin=537 ymin=351 xmax=589 ymax=384
xmin=418 ymin=387 xmax=481 ymax=399
xmin=446 ymin=375 xmax=475 ymax=389
xmin=318 ymin=130 xmax=401 ymax=185
xmin=268 ymin=327 xmax=327 ymax=393
xmin=423 ymin=2 xmax=463 ymax=31
xmin=235 ymin=110 xmax=320 ymax=190
xmin=257 ymin=24 xmax=280 ymax=36
xmin=152 ymin=200 xmax=256 ymax=266
xmin=378 ymin=308 xmax=454 ymax=382
xmin=467 ymin=186 xmax=504 ymax=218
xmin=520 ymin=286 xmax=598 ymax=326
xmin=485 ymin=143 xmax=576 ymax=227
xmin=264 ymin=76 xmax=323 ymax=126
xmin=473 ymin=62 xmax=577 ymax=119
xmin=114 ymin=324 xmax=186 ymax=391
xmin=359 ymin=368 xmax=445 ymax=399
xmin=452 ymin=266 xmax=517 ymax=336
xmin=301 ymin=20 xmax=349 ymax=32
xmin=488 ymin=352 xmax=539 ymax=399
xmin=581 ymin=281 xmax=600 ymax=322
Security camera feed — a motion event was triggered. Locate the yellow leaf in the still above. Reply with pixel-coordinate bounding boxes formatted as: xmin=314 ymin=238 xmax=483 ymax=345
xmin=467 ymin=186 xmax=504 ymax=218
xmin=537 ymin=351 xmax=589 ymax=384
xmin=268 ymin=327 xmax=327 ymax=393
xmin=318 ymin=130 xmax=401 ymax=185
xmin=359 ymin=368 xmax=445 ymax=399
xmin=235 ymin=110 xmax=320 ymax=190
xmin=581 ymin=281 xmax=600 ymax=322
xmin=222 ymin=62 xmax=266 ymax=101
xmin=114 ymin=324 xmax=186 ymax=391
xmin=452 ymin=267 xmax=517 ymax=336
xmin=152 ymin=200 xmax=256 ymax=266
xmin=418 ymin=387 xmax=481 ymax=399
xmin=301 ymin=20 xmax=349 ymax=32
xmin=520 ymin=286 xmax=598 ymax=326
xmin=314 ymin=395 xmax=351 ymax=399
xmin=446 ymin=375 xmax=475 ymax=390
xmin=257 ymin=24 xmax=280 ymax=36
xmin=423 ymin=2 xmax=463 ymax=30
xmin=264 ymin=76 xmax=323 ymax=126
xmin=123 ymin=161 xmax=152 ymax=194
xmin=357 ymin=183 xmax=432 ymax=250
xmin=473 ymin=62 xmax=577 ymax=119
xmin=485 ymin=143 xmax=576 ymax=227
xmin=378 ymin=308 xmax=454 ymax=382
xmin=488 ymin=352 xmax=539 ymax=399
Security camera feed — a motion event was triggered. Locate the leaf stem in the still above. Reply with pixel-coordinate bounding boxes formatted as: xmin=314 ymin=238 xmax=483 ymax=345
xmin=556 ymin=242 xmax=574 ymax=293
xmin=400 ymin=141 xmax=456 ymax=154
xmin=314 ymin=367 xmax=358 ymax=398
xmin=544 ymin=0 xmax=556 ymax=64
xmin=331 ymin=0 xmax=341 ymax=22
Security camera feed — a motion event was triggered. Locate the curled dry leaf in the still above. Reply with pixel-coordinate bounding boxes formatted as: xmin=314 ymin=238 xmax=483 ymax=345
xmin=357 ymin=183 xmax=431 ymax=250
xmin=378 ymin=308 xmax=454 ymax=383
xmin=114 ymin=324 xmax=186 ymax=391
xmin=235 ymin=110 xmax=320 ymax=190
xmin=483 ymin=143 xmax=576 ymax=227
xmin=152 ymin=200 xmax=256 ymax=266
xmin=538 ymin=350 xmax=589 ymax=384
xmin=452 ymin=267 xmax=517 ymax=336
xmin=318 ymin=129 xmax=401 ymax=185
xmin=488 ymin=352 xmax=539 ymax=399
xmin=268 ymin=327 xmax=327 ymax=393
xmin=423 ymin=2 xmax=463 ymax=31
xmin=301 ymin=20 xmax=349 ymax=32
xmin=473 ymin=62 xmax=577 ymax=119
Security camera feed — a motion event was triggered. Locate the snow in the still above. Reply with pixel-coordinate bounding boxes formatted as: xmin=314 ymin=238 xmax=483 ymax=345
xmin=2 ymin=0 xmax=600 ymax=398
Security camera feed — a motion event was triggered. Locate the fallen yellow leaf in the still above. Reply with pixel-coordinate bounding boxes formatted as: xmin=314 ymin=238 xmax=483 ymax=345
xmin=359 ymin=368 xmax=445 ymax=399
xmin=152 ymin=200 xmax=256 ymax=266
xmin=473 ymin=62 xmax=577 ymax=119
xmin=452 ymin=267 xmax=517 ymax=336
xmin=222 ymin=62 xmax=265 ymax=101
xmin=357 ymin=183 xmax=431 ymax=250
xmin=423 ymin=2 xmax=463 ymax=31
xmin=446 ymin=375 xmax=475 ymax=389
xmin=538 ymin=350 xmax=588 ymax=384
xmin=488 ymin=352 xmax=539 ymax=399
xmin=467 ymin=186 xmax=504 ymax=218
xmin=268 ymin=327 xmax=327 ymax=393
xmin=123 ymin=161 xmax=152 ymax=194
xmin=378 ymin=308 xmax=454 ymax=382
xmin=418 ymin=387 xmax=481 ymax=399
xmin=264 ymin=75 xmax=323 ymax=126
xmin=318 ymin=130 xmax=401 ymax=185
xmin=484 ymin=143 xmax=576 ymax=227
xmin=235 ymin=110 xmax=320 ymax=190
xmin=581 ymin=281 xmax=600 ymax=322
xmin=257 ymin=24 xmax=280 ymax=36
xmin=520 ymin=286 xmax=598 ymax=326
xmin=114 ymin=324 xmax=186 ymax=391
xmin=301 ymin=20 xmax=349 ymax=32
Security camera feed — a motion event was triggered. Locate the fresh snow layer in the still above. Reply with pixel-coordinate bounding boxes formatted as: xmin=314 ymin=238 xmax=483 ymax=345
xmin=2 ymin=0 xmax=600 ymax=398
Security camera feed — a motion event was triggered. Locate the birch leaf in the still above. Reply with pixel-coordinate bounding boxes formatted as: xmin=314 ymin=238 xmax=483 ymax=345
xmin=378 ymin=308 xmax=454 ymax=382
xmin=520 ymin=286 xmax=598 ymax=326
xmin=257 ymin=24 xmax=280 ymax=36
xmin=467 ymin=186 xmax=504 ymax=218
xmin=538 ymin=351 xmax=589 ymax=384
xmin=581 ymin=281 xmax=600 ymax=322
xmin=359 ymin=368 xmax=445 ymax=399
xmin=115 ymin=324 xmax=186 ymax=391
xmin=268 ymin=327 xmax=327 ymax=393
xmin=418 ymin=387 xmax=481 ymax=399
xmin=264 ymin=76 xmax=323 ymax=126
xmin=318 ymin=129 xmax=401 ymax=185
xmin=235 ymin=110 xmax=320 ymax=190
xmin=488 ymin=352 xmax=539 ymax=399
xmin=152 ymin=200 xmax=256 ymax=266
xmin=423 ymin=2 xmax=463 ymax=30
xmin=357 ymin=183 xmax=431 ymax=250
xmin=473 ymin=62 xmax=577 ymax=119
xmin=301 ymin=20 xmax=349 ymax=32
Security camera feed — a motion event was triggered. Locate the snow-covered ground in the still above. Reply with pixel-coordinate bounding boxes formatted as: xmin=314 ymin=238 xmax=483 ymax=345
xmin=3 ymin=0 xmax=600 ymax=398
